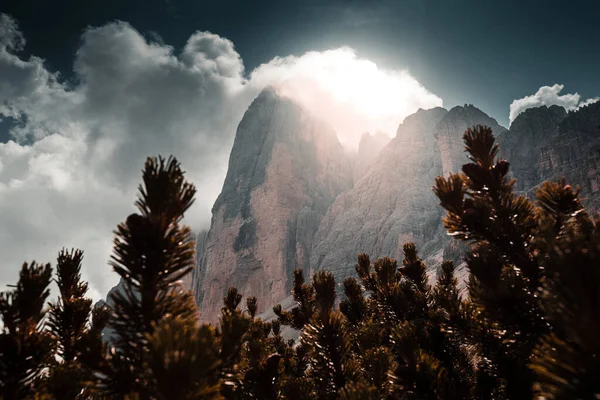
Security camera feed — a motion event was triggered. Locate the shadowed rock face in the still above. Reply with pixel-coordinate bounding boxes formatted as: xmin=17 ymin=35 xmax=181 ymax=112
xmin=435 ymin=104 xmax=507 ymax=176
xmin=537 ymin=102 xmax=600 ymax=210
xmin=497 ymin=105 xmax=567 ymax=193
xmin=187 ymin=230 xmax=208 ymax=296
xmin=494 ymin=102 xmax=600 ymax=212
xmin=196 ymin=88 xmax=352 ymax=322
xmin=310 ymin=107 xmax=449 ymax=282
xmin=353 ymin=132 xmax=391 ymax=181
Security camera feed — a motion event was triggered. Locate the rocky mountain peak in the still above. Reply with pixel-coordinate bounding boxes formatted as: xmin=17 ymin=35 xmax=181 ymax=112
xmin=435 ymin=104 xmax=507 ymax=175
xmin=509 ymin=104 xmax=567 ymax=133
xmin=497 ymin=105 xmax=567 ymax=192
xmin=353 ymin=131 xmax=391 ymax=181
xmin=310 ymin=106 xmax=449 ymax=282
xmin=396 ymin=107 xmax=448 ymax=143
xmin=559 ymin=101 xmax=600 ymax=136
xmin=196 ymin=88 xmax=352 ymax=322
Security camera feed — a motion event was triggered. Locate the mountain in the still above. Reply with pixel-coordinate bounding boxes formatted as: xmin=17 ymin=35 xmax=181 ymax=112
xmin=310 ymin=107 xmax=448 ymax=281
xmin=311 ymin=104 xmax=509 ymax=280
xmin=100 ymin=93 xmax=600 ymax=330
xmin=502 ymin=101 xmax=600 ymax=209
xmin=435 ymin=104 xmax=508 ymax=175
xmin=353 ymin=132 xmax=391 ymax=181
xmin=497 ymin=105 xmax=567 ymax=193
xmin=187 ymin=230 xmax=207 ymax=296
xmin=540 ymin=102 xmax=600 ymax=211
xmin=195 ymin=87 xmax=352 ymax=322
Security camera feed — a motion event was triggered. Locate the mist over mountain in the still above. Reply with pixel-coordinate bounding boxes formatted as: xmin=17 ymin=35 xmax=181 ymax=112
xmin=195 ymin=87 xmax=352 ymax=322
xmin=172 ymin=88 xmax=600 ymax=322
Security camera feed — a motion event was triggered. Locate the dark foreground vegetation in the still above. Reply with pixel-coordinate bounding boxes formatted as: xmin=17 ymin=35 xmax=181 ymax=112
xmin=1 ymin=126 xmax=599 ymax=399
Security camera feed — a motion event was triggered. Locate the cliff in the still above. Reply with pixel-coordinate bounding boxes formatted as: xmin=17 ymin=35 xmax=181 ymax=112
xmin=494 ymin=102 xmax=600 ymax=211
xmin=100 ymin=98 xmax=600 ymax=330
xmin=497 ymin=105 xmax=567 ymax=193
xmin=435 ymin=104 xmax=507 ymax=175
xmin=310 ymin=107 xmax=448 ymax=281
xmin=539 ymin=102 xmax=600 ymax=210
xmin=353 ymin=132 xmax=391 ymax=181
xmin=188 ymin=230 xmax=208 ymax=297
xmin=196 ymin=88 xmax=352 ymax=322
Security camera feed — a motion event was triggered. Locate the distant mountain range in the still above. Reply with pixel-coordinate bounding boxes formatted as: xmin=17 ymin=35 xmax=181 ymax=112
xmin=103 ymin=86 xmax=600 ymax=325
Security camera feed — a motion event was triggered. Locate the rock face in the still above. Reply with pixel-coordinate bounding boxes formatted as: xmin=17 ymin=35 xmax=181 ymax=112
xmin=435 ymin=105 xmax=507 ymax=175
xmin=353 ymin=132 xmax=391 ymax=181
xmin=496 ymin=102 xmax=600 ymax=210
xmin=196 ymin=88 xmax=352 ymax=322
xmin=494 ymin=102 xmax=600 ymax=211
xmin=95 ymin=278 xmax=127 ymax=344
xmin=538 ymin=102 xmax=600 ymax=211
xmin=187 ymin=230 xmax=208 ymax=295
xmin=497 ymin=105 xmax=567 ymax=193
xmin=310 ymin=107 xmax=449 ymax=281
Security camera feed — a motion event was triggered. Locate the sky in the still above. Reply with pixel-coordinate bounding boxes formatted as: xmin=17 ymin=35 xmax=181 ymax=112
xmin=0 ymin=0 xmax=599 ymax=300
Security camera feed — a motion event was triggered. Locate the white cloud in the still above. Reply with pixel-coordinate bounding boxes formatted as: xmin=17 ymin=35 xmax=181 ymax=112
xmin=577 ymin=97 xmax=600 ymax=110
xmin=0 ymin=14 xmax=441 ymax=300
xmin=509 ymin=84 xmax=598 ymax=124
xmin=251 ymin=48 xmax=442 ymax=149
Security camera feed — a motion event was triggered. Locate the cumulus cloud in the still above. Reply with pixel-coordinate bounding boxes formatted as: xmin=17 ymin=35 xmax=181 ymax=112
xmin=0 ymin=16 xmax=252 ymax=298
xmin=0 ymin=14 xmax=441 ymax=300
xmin=577 ymin=97 xmax=600 ymax=110
xmin=509 ymin=84 xmax=599 ymax=124
xmin=251 ymin=48 xmax=442 ymax=148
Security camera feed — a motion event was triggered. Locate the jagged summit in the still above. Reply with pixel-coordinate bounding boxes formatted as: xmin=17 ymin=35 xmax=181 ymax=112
xmin=559 ymin=100 xmax=600 ymax=135
xmin=439 ymin=104 xmax=507 ymax=133
xmin=353 ymin=131 xmax=391 ymax=181
xmin=435 ymin=104 xmax=507 ymax=175
xmin=498 ymin=105 xmax=567 ymax=192
xmin=509 ymin=104 xmax=567 ymax=131
xmin=196 ymin=88 xmax=352 ymax=322
xmin=310 ymin=107 xmax=449 ymax=281
xmin=395 ymin=107 xmax=448 ymax=142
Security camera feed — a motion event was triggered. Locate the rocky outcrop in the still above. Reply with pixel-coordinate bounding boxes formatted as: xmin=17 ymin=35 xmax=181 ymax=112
xmin=310 ymin=107 xmax=448 ymax=281
xmin=196 ymin=88 xmax=352 ymax=322
xmin=435 ymin=105 xmax=507 ymax=176
xmin=353 ymin=132 xmax=391 ymax=181
xmin=497 ymin=105 xmax=567 ymax=193
xmin=493 ymin=102 xmax=600 ymax=211
xmin=95 ymin=278 xmax=127 ymax=344
xmin=187 ymin=230 xmax=208 ymax=296
xmin=538 ymin=102 xmax=600 ymax=210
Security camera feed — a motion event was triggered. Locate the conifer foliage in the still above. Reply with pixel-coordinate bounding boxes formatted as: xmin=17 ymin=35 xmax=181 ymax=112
xmin=433 ymin=125 xmax=600 ymax=399
xmin=1 ymin=128 xmax=599 ymax=399
xmin=0 ymin=262 xmax=53 ymax=399
xmin=46 ymin=249 xmax=109 ymax=399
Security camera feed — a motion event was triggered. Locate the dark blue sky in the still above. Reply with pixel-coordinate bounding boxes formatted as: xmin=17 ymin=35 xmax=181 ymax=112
xmin=2 ymin=0 xmax=600 ymax=126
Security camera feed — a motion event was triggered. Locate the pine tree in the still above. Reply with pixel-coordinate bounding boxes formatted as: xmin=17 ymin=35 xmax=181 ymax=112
xmin=434 ymin=125 xmax=600 ymax=398
xmin=99 ymin=155 xmax=199 ymax=398
xmin=46 ymin=249 xmax=109 ymax=399
xmin=230 ymin=296 xmax=281 ymax=400
xmin=529 ymin=181 xmax=600 ymax=399
xmin=0 ymin=262 xmax=54 ymax=399
xmin=348 ymin=246 xmax=476 ymax=399
xmin=273 ymin=247 xmax=478 ymax=399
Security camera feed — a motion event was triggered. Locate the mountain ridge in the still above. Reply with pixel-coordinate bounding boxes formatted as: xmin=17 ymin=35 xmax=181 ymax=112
xmin=196 ymin=87 xmax=352 ymax=322
xmin=101 ymin=92 xmax=600 ymax=327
